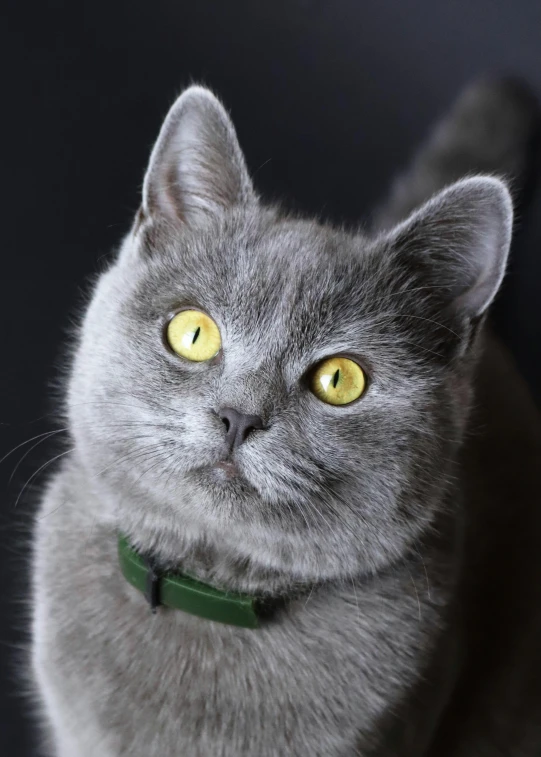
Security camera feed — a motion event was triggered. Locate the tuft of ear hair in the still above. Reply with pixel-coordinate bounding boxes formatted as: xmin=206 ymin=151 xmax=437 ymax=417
xmin=385 ymin=176 xmax=513 ymax=319
xmin=141 ymin=85 xmax=257 ymax=227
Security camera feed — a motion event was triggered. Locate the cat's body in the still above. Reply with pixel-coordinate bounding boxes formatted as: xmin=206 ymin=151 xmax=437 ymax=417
xmin=31 ymin=80 xmax=541 ymax=756
xmin=32 ymin=456 xmax=448 ymax=757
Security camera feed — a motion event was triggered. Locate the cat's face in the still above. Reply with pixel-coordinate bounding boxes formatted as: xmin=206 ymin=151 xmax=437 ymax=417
xmin=68 ymin=87 xmax=512 ymax=590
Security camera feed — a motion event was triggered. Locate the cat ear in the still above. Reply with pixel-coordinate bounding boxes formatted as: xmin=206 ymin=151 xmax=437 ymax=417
xmin=386 ymin=176 xmax=513 ymax=318
xmin=141 ymin=85 xmax=256 ymax=226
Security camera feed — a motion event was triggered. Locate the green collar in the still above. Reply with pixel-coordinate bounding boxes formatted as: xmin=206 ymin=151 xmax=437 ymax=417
xmin=118 ymin=535 xmax=262 ymax=628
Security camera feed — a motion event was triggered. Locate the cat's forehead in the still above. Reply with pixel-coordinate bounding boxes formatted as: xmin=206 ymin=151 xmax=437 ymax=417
xmin=145 ymin=213 xmax=379 ymax=315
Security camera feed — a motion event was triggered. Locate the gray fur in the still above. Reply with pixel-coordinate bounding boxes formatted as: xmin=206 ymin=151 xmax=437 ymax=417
xmin=31 ymin=81 xmax=541 ymax=756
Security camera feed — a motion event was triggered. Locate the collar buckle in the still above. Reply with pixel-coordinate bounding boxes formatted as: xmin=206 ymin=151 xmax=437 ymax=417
xmin=143 ymin=558 xmax=162 ymax=614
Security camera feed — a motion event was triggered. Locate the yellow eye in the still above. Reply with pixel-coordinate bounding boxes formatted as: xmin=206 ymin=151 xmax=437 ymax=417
xmin=166 ymin=310 xmax=221 ymax=362
xmin=310 ymin=357 xmax=366 ymax=405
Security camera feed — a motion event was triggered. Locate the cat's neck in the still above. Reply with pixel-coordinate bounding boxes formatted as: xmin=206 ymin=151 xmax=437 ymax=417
xmin=60 ymin=453 xmax=445 ymax=602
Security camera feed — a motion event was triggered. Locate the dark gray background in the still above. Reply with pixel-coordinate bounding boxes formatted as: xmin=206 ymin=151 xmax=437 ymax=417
xmin=2 ymin=1 xmax=541 ymax=754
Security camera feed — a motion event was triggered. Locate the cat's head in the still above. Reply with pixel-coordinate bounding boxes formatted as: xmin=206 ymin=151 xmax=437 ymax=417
xmin=68 ymin=86 xmax=512 ymax=591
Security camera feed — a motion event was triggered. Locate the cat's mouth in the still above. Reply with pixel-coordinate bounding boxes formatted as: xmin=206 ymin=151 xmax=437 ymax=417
xmin=195 ymin=457 xmax=256 ymax=494
xmin=213 ymin=460 xmax=239 ymax=480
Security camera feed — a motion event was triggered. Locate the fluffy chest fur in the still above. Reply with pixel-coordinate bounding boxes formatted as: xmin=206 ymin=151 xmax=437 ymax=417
xmin=33 ymin=465 xmax=448 ymax=757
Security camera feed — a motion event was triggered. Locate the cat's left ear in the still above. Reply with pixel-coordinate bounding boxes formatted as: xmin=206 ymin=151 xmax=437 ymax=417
xmin=141 ymin=85 xmax=256 ymax=226
xmin=385 ymin=176 xmax=513 ymax=319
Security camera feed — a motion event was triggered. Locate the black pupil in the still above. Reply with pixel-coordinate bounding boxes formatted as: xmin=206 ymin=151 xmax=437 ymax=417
xmin=332 ymin=369 xmax=340 ymax=388
xmin=192 ymin=326 xmax=201 ymax=344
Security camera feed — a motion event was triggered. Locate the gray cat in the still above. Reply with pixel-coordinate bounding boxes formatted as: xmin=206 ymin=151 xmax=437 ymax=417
xmin=31 ymin=79 xmax=541 ymax=756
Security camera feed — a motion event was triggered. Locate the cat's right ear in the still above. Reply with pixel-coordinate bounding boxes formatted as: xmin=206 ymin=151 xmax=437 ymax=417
xmin=138 ymin=85 xmax=257 ymax=229
xmin=383 ymin=176 xmax=513 ymax=320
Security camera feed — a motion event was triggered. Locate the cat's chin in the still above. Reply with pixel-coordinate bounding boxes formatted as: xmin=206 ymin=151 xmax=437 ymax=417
xmin=192 ymin=461 xmax=259 ymax=498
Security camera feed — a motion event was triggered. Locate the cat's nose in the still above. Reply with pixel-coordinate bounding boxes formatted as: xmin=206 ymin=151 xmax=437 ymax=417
xmin=218 ymin=407 xmax=265 ymax=451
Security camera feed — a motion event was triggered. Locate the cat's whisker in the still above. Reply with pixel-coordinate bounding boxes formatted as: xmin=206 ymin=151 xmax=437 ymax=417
xmin=126 ymin=450 xmax=171 ymax=490
xmin=0 ymin=427 xmax=69 ymax=468
xmin=409 ymin=427 xmax=460 ymax=445
xmin=412 ymin=545 xmax=432 ymax=601
xmin=292 ymin=499 xmax=312 ymax=532
xmin=406 ymin=566 xmax=423 ymax=621
xmin=4 ymin=423 xmax=180 ymax=481
xmin=302 ymin=581 xmax=315 ymax=609
xmin=14 ymin=447 xmax=76 ymax=509
xmin=312 ymin=476 xmax=407 ymax=560
xmin=381 ymin=284 xmax=455 ymax=299
xmin=364 ymin=311 xmax=460 ymax=338
xmin=1 ymin=419 xmax=179 ymax=466
xmin=299 ymin=496 xmax=334 ymax=532
xmin=38 ymin=445 xmax=169 ymax=520
xmin=7 ymin=428 xmax=78 ymax=485
xmin=280 ymin=498 xmax=298 ymax=532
